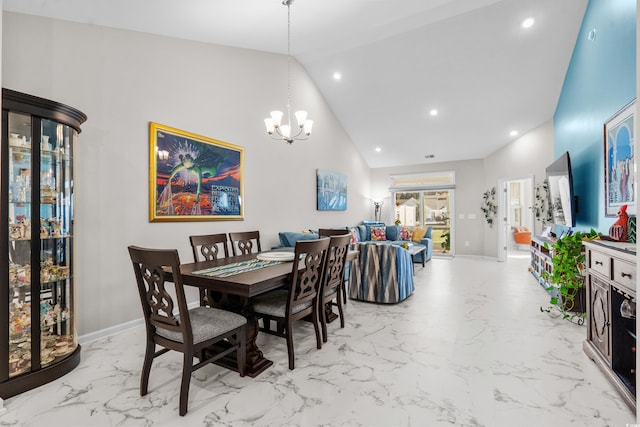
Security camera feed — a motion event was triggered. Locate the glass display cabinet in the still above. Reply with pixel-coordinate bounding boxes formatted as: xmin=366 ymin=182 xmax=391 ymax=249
xmin=1 ymin=88 xmax=87 ymax=398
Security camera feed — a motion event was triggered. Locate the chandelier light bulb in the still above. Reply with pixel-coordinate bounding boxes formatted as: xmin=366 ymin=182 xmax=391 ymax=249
xmin=303 ymin=120 xmax=313 ymax=136
xmin=280 ymin=124 xmax=292 ymax=140
xmin=270 ymin=111 xmax=283 ymax=127
xmin=264 ymin=118 xmax=275 ymax=134
xmin=295 ymin=110 xmax=308 ymax=127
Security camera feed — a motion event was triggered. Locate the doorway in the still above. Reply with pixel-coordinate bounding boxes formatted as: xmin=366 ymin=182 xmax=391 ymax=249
xmin=498 ymin=177 xmax=534 ymax=261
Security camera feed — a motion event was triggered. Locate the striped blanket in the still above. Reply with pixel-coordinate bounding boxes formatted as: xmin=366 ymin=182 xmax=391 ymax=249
xmin=349 ymin=243 xmax=414 ymax=303
xmin=193 ymin=259 xmax=283 ymax=278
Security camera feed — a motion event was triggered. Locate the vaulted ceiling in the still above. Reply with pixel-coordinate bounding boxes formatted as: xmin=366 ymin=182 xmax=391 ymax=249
xmin=3 ymin=0 xmax=588 ymax=168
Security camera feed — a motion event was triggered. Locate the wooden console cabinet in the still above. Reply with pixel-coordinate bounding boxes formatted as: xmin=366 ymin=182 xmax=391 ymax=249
xmin=583 ymin=240 xmax=636 ymax=411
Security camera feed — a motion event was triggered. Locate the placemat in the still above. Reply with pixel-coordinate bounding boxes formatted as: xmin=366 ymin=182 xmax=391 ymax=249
xmin=192 ymin=259 xmax=283 ymax=278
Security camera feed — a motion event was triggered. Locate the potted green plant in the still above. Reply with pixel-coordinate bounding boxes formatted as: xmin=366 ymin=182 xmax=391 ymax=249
xmin=441 ymin=230 xmax=450 ymax=253
xmin=540 ymin=228 xmax=601 ymax=322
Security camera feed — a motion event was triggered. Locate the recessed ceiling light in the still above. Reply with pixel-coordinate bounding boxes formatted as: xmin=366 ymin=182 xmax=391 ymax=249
xmin=375 ymin=147 xmax=382 ymax=152
xmin=333 ymin=72 xmax=342 ymax=80
xmin=429 ymin=109 xmax=438 ymax=117
xmin=521 ymin=17 xmax=534 ymax=29
xmin=510 ymin=130 xmax=519 ymax=137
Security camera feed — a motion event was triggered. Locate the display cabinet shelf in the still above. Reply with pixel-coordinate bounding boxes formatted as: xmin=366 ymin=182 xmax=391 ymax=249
xmin=1 ymin=88 xmax=86 ymax=398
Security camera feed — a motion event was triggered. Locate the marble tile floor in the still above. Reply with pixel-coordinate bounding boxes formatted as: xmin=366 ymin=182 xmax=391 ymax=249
xmin=0 ymin=257 xmax=635 ymax=426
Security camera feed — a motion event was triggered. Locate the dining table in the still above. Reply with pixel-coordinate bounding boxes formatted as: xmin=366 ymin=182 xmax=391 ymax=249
xmin=176 ymin=249 xmax=359 ymax=377
xmin=177 ymin=253 xmax=293 ymax=377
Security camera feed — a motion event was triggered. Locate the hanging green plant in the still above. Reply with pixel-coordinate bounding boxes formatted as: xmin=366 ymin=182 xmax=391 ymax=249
xmin=481 ymin=187 xmax=497 ymax=227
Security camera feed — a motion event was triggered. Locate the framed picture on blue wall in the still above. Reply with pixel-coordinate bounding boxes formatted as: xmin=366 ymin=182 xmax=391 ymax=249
xmin=604 ymin=99 xmax=636 ymax=216
xmin=317 ymin=169 xmax=347 ymax=211
xmin=604 ymin=99 xmax=636 ymax=217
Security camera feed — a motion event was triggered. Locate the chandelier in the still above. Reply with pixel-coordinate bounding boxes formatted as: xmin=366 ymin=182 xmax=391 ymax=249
xmin=264 ymin=0 xmax=313 ymax=144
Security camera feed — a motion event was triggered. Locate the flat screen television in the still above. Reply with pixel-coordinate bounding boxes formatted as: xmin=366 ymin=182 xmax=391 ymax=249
xmin=546 ymin=151 xmax=576 ymax=227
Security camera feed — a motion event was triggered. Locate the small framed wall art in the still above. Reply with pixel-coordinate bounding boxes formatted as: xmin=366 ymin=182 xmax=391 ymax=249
xmin=149 ymin=122 xmax=244 ymax=221
xmin=317 ymin=169 xmax=347 ymax=211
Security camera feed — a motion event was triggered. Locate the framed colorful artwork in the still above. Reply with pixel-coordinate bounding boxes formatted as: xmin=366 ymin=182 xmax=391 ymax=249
xmin=149 ymin=122 xmax=244 ymax=221
xmin=604 ymin=99 xmax=636 ymax=217
xmin=317 ymin=169 xmax=347 ymax=211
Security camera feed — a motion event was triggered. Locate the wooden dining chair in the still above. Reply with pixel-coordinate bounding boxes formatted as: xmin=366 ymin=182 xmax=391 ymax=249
xmin=189 ymin=233 xmax=230 ymax=306
xmin=318 ymin=228 xmax=350 ymax=237
xmin=189 ymin=233 xmax=230 ymax=261
xmin=127 ymin=246 xmax=247 ymax=416
xmin=318 ymin=228 xmax=352 ymax=304
xmin=228 ymin=231 xmax=262 ymax=256
xmin=319 ymin=234 xmax=351 ymax=343
xmin=251 ymin=238 xmax=330 ymax=370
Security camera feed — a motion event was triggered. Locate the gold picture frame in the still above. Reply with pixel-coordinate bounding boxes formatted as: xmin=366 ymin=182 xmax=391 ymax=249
xmin=149 ymin=122 xmax=244 ymax=222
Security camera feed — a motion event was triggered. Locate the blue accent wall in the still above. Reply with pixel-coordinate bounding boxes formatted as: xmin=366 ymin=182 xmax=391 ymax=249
xmin=554 ymin=0 xmax=636 ymax=231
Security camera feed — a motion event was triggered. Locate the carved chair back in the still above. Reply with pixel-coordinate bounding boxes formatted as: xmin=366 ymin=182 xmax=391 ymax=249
xmin=228 ymin=231 xmax=262 ymax=256
xmin=189 ymin=233 xmax=230 ymax=262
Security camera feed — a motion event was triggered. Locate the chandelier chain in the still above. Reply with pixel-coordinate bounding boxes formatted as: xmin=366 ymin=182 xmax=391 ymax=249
xmin=286 ymin=1 xmax=292 ymax=126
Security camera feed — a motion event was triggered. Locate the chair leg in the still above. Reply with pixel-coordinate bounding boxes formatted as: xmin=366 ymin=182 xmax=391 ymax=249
xmin=179 ymin=351 xmax=194 ymax=416
xmin=312 ymin=305 xmax=322 ymax=350
xmin=342 ymin=279 xmax=348 ymax=305
xmin=321 ymin=300 xmax=328 ymax=343
xmin=140 ymin=339 xmax=155 ymax=396
xmin=286 ymin=319 xmax=295 ymax=370
xmin=337 ymin=287 xmax=345 ymax=329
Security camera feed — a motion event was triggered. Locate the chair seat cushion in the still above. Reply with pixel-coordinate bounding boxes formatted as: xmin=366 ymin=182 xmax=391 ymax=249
xmin=156 ymin=307 xmax=246 ymax=344
xmin=252 ymin=289 xmax=312 ymax=318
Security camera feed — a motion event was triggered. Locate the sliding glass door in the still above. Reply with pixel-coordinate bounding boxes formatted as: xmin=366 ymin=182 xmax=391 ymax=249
xmin=394 ymin=189 xmax=454 ymax=255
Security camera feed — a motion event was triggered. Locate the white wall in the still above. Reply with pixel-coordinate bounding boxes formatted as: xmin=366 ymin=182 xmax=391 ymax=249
xmin=370 ymin=159 xmax=486 ymax=256
xmin=483 ymin=120 xmax=555 ymax=257
xmin=2 ymin=12 xmax=371 ymax=335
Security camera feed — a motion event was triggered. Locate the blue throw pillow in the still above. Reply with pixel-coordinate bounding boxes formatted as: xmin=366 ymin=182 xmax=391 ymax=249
xmin=278 ymin=232 xmax=319 ymax=247
xmin=357 ymin=225 xmax=367 ymax=241
xmin=385 ymin=225 xmax=399 ymax=241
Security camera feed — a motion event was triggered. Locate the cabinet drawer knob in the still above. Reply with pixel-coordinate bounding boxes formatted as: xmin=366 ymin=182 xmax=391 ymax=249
xmin=621 ymin=272 xmax=632 ymax=279
xmin=595 ymin=261 xmax=603 ymax=266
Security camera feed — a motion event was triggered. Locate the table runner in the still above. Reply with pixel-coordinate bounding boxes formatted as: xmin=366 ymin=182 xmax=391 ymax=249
xmin=192 ymin=259 xmax=284 ymax=278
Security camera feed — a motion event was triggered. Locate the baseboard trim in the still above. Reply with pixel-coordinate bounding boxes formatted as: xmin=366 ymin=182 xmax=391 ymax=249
xmin=78 ymin=318 xmax=143 ymax=345
xmin=78 ymin=301 xmax=201 ymax=345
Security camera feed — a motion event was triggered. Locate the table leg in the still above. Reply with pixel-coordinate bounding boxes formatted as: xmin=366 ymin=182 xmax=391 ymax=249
xmin=206 ymin=293 xmax=273 ymax=377
xmin=240 ymin=307 xmax=273 ymax=377
xmin=324 ymin=302 xmax=338 ymax=323
xmin=421 ymin=250 xmax=426 ymax=267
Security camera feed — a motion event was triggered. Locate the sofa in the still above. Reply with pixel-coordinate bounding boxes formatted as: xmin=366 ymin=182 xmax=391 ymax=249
xmin=276 ymin=222 xmax=433 ymax=304
xmin=277 ymin=223 xmax=433 ymax=264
